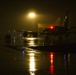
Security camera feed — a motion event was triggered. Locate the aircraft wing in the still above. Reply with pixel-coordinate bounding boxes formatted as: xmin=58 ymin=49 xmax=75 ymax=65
xmin=69 ymin=27 xmax=76 ymax=30
xmin=64 ymin=31 xmax=76 ymax=37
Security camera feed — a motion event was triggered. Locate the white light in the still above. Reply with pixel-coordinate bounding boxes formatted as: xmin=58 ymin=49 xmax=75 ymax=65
xmin=28 ymin=12 xmax=36 ymax=18
xmin=29 ymin=53 xmax=35 ymax=71
xmin=26 ymin=38 xmax=36 ymax=41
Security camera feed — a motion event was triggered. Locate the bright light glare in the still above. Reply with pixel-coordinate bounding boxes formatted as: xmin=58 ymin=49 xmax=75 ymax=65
xmin=26 ymin=38 xmax=36 ymax=41
xmin=29 ymin=53 xmax=35 ymax=72
xmin=28 ymin=12 xmax=36 ymax=18
xmin=50 ymin=26 xmax=54 ymax=30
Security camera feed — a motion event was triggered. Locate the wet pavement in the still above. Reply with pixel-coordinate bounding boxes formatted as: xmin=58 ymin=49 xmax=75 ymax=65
xmin=0 ymin=44 xmax=76 ymax=75
xmin=0 ymin=38 xmax=76 ymax=75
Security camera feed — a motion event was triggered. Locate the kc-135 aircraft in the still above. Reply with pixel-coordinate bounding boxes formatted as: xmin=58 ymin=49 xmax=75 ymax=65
xmin=17 ymin=9 xmax=76 ymax=37
xmin=42 ymin=9 xmax=76 ymax=36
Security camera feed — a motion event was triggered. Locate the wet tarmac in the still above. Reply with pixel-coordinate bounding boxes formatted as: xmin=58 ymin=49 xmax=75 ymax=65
xmin=0 ymin=38 xmax=76 ymax=75
xmin=0 ymin=43 xmax=76 ymax=75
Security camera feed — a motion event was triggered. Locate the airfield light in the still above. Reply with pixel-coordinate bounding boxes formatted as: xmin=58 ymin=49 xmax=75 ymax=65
xmin=50 ymin=26 xmax=54 ymax=30
xmin=28 ymin=12 xmax=36 ymax=18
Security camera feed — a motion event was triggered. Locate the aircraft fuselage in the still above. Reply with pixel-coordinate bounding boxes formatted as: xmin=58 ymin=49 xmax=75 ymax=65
xmin=43 ymin=26 xmax=69 ymax=36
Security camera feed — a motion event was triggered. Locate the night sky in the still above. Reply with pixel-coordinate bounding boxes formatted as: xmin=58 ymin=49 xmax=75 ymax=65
xmin=0 ymin=0 xmax=76 ymax=31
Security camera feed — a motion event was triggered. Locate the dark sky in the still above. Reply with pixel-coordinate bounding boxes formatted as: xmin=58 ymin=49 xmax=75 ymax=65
xmin=0 ymin=0 xmax=76 ymax=31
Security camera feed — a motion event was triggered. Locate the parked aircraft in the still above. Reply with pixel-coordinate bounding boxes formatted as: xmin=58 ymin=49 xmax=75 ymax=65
xmin=16 ymin=9 xmax=76 ymax=37
xmin=42 ymin=9 xmax=76 ymax=36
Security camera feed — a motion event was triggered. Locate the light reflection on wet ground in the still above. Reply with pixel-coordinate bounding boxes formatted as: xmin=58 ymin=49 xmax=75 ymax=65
xmin=0 ymin=38 xmax=76 ymax=75
xmin=0 ymin=45 xmax=76 ymax=75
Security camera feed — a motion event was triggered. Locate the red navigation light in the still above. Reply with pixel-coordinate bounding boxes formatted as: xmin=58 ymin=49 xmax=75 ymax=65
xmin=50 ymin=26 xmax=54 ymax=30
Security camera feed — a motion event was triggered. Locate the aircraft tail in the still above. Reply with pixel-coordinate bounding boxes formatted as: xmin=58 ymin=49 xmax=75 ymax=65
xmin=62 ymin=9 xmax=69 ymax=27
xmin=55 ymin=17 xmax=61 ymax=26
